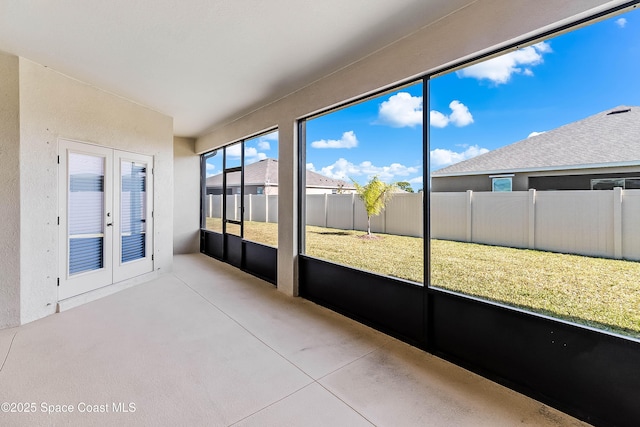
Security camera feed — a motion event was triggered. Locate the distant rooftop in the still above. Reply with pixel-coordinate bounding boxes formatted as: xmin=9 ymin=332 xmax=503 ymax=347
xmin=433 ymin=106 xmax=640 ymax=176
xmin=206 ymin=158 xmax=353 ymax=189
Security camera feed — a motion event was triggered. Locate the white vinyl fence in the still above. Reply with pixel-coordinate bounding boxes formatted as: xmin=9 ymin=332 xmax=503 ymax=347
xmin=205 ymin=193 xmax=424 ymax=237
xmin=205 ymin=194 xmax=279 ymax=224
xmin=205 ymin=189 xmax=640 ymax=261
xmin=431 ymin=188 xmax=640 ymax=261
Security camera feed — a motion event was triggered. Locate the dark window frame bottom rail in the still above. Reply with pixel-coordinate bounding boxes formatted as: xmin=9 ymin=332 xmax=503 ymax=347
xmin=200 ymin=229 xmax=277 ymax=285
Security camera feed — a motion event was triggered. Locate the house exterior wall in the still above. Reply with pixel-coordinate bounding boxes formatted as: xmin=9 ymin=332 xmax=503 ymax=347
xmin=0 ymin=52 xmax=21 ymax=328
xmin=173 ymin=137 xmax=200 ymax=254
xmin=432 ymin=174 xmax=529 ymax=192
xmin=529 ymin=170 xmax=640 ymax=190
xmin=432 ymin=175 xmax=492 ymax=192
xmin=433 ymin=166 xmax=640 ymax=192
xmin=18 ymin=58 xmax=174 ymax=325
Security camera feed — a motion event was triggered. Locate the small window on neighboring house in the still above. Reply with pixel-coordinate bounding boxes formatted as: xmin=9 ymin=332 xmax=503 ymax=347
xmin=625 ymin=178 xmax=640 ymax=189
xmin=591 ymin=178 xmax=625 ymax=190
xmin=257 ymin=186 xmax=264 ymax=195
xmin=491 ymin=175 xmax=513 ymax=192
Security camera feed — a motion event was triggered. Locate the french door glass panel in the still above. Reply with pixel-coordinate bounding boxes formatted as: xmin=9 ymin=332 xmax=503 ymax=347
xmin=120 ymin=161 xmax=147 ymax=263
xmin=68 ymin=152 xmax=106 ymax=274
xmin=59 ymin=141 xmax=114 ymax=299
xmin=112 ymin=152 xmax=154 ymax=283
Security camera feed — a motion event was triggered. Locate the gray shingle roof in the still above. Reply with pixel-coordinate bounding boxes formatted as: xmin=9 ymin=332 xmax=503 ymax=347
xmin=432 ymin=106 xmax=640 ymax=176
xmin=206 ymin=158 xmax=353 ymax=188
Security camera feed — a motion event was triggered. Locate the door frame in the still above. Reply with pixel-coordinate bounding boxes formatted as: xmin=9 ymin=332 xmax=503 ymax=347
xmin=58 ymin=139 xmax=154 ymax=300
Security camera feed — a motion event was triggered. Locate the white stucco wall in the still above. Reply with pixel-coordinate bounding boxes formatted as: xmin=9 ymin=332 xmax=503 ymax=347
xmin=195 ymin=0 xmax=623 ymax=296
xmin=0 ymin=52 xmax=21 ymax=328
xmin=18 ymin=58 xmax=174 ymax=325
xmin=173 ymin=136 xmax=200 ymax=254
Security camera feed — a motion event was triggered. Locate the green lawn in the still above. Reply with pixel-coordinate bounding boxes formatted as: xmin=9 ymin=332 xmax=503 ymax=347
xmin=204 ymin=218 xmax=640 ymax=338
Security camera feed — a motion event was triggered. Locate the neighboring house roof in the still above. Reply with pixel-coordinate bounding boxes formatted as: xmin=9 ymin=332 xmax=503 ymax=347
xmin=432 ymin=106 xmax=640 ymax=177
xmin=206 ymin=158 xmax=353 ymax=189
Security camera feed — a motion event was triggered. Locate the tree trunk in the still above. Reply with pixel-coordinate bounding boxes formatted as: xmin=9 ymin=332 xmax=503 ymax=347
xmin=367 ymin=215 xmax=371 ymax=236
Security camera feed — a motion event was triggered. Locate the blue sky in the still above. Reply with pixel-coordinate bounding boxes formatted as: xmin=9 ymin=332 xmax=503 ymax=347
xmin=303 ymin=8 xmax=640 ymax=189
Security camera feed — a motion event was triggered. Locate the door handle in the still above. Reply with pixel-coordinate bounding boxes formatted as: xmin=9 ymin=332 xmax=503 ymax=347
xmin=107 ymin=223 xmax=113 ymax=226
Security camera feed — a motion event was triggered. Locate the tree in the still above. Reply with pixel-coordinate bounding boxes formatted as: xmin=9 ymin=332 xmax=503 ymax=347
xmin=352 ymin=176 xmax=397 ymax=237
xmin=396 ymin=181 xmax=414 ymax=193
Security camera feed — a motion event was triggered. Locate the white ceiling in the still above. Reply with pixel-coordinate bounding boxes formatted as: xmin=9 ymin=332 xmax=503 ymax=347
xmin=0 ymin=0 xmax=472 ymax=137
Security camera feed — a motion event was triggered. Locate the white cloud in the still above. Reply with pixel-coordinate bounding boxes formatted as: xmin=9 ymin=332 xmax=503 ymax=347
xmin=311 ymin=131 xmax=358 ymax=149
xmin=245 ymin=147 xmax=267 ymax=161
xmin=206 ymin=163 xmax=216 ymax=177
xmin=430 ymin=110 xmax=449 ymax=128
xmin=306 ymin=163 xmax=316 ymax=171
xmin=528 ymin=131 xmax=546 ymax=138
xmin=378 ymin=92 xmax=423 ymax=127
xmin=318 ymin=158 xmax=420 ymax=182
xmin=320 ymin=158 xmax=361 ymax=179
xmin=456 ymin=42 xmax=552 ymax=84
xmin=226 ymin=144 xmax=267 ymax=161
xmin=226 ymin=144 xmax=242 ymax=157
xmin=430 ymin=145 xmax=489 ymax=169
xmin=430 ymin=100 xmax=474 ymax=128
xmin=408 ymin=176 xmax=423 ymax=185
xmin=257 ymin=131 xmax=278 ymax=150
xmin=448 ymin=100 xmax=474 ymax=127
xmin=262 ymin=131 xmax=279 ymax=141
xmin=616 ymin=18 xmax=627 ymax=28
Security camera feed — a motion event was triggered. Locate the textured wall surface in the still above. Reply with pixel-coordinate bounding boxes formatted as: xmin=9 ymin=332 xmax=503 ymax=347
xmin=173 ymin=137 xmax=200 ymax=254
xmin=18 ymin=58 xmax=174 ymax=324
xmin=0 ymin=52 xmax=20 ymax=328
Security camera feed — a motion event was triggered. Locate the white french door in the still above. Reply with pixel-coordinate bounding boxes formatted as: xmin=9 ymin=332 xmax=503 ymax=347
xmin=58 ymin=140 xmax=154 ymax=299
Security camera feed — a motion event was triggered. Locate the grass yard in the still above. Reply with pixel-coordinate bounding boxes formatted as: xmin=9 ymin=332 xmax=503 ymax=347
xmin=204 ymin=218 xmax=640 ymax=338
xmin=430 ymin=239 xmax=640 ymax=338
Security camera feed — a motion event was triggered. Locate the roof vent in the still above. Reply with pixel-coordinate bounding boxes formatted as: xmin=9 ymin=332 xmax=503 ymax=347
xmin=607 ymin=108 xmax=631 ymax=115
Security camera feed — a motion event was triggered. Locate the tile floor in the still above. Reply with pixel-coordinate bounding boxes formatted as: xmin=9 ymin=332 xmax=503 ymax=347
xmin=0 ymin=254 xmax=590 ymax=426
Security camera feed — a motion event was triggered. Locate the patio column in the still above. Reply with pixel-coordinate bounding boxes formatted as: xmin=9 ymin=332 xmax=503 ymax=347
xmin=277 ymin=121 xmax=299 ymax=296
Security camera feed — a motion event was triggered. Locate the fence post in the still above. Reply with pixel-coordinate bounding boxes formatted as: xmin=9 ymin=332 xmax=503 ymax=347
xmin=352 ymin=193 xmax=356 ymax=231
xmin=233 ymin=194 xmax=238 ymax=221
xmin=265 ymin=193 xmax=269 ymax=223
xmin=466 ymin=190 xmax=473 ymax=242
xmin=324 ymin=193 xmax=328 ymax=228
xmin=382 ymin=196 xmax=386 ymax=234
xmin=614 ymin=187 xmax=623 ymax=259
xmin=528 ymin=189 xmax=536 ymax=249
xmin=421 ymin=192 xmax=424 ymax=238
